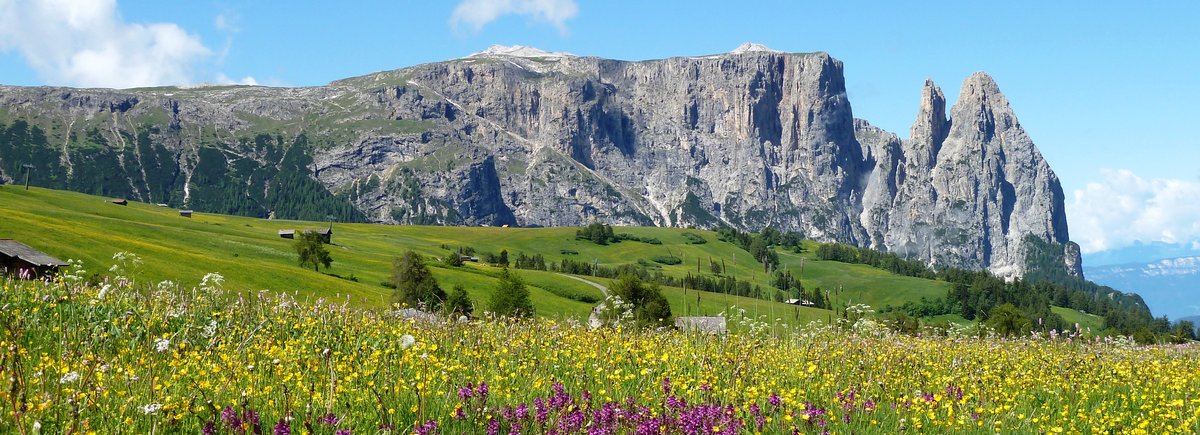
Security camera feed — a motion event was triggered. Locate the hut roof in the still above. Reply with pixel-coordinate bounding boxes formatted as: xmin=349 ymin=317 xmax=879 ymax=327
xmin=278 ymin=229 xmax=296 ymax=235
xmin=0 ymin=240 xmax=68 ymax=267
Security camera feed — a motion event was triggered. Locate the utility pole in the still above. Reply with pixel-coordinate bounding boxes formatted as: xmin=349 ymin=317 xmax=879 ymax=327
xmin=22 ymin=164 xmax=34 ymax=190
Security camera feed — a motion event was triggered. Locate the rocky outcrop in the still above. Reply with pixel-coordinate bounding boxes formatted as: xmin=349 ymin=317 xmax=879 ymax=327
xmin=858 ymin=74 xmax=1079 ymax=278
xmin=0 ymin=44 xmax=1081 ymax=278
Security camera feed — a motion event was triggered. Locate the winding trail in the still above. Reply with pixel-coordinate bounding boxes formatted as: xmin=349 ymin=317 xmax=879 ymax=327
xmin=557 ymin=274 xmax=609 ymax=328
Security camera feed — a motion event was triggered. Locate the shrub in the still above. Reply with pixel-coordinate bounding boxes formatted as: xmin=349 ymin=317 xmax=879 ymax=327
xmin=681 ymin=232 xmax=707 ymax=244
xmin=607 ymin=274 xmax=673 ymax=328
xmin=650 ymin=255 xmax=682 ymax=265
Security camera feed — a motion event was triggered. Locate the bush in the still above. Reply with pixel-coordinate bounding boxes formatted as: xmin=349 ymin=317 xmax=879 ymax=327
xmin=607 ymin=274 xmax=673 ymax=328
xmin=615 ymin=234 xmax=662 ymax=244
xmin=681 ymin=232 xmax=707 ymax=244
xmin=649 ymin=255 xmax=682 ymax=265
xmin=444 ymin=251 xmax=464 ymax=267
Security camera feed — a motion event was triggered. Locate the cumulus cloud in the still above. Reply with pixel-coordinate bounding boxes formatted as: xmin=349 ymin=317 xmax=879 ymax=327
xmin=450 ymin=0 xmax=578 ymax=34
xmin=0 ymin=0 xmax=211 ymax=88
xmin=1069 ymin=169 xmax=1200 ymax=253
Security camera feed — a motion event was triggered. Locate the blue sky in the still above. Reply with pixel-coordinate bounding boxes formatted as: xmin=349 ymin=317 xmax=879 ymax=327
xmin=1 ymin=0 xmax=1199 ymax=258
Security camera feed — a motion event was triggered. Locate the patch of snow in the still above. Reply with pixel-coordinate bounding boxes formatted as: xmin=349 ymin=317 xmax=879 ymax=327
xmin=730 ymin=42 xmax=780 ymax=54
xmin=469 ymin=45 xmax=573 ymax=59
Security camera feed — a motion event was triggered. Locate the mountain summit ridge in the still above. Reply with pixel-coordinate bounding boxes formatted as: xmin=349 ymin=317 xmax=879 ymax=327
xmin=0 ymin=47 xmax=1080 ymax=279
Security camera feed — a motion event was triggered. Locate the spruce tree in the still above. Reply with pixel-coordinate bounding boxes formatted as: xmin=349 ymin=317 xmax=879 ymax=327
xmin=391 ymin=251 xmax=446 ymax=309
xmin=489 ymin=268 xmax=533 ymax=317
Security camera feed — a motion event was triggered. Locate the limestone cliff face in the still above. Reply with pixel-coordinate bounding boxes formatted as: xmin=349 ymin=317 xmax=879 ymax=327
xmin=0 ymin=45 xmax=1081 ymax=278
xmin=858 ymin=74 xmax=1081 ymax=278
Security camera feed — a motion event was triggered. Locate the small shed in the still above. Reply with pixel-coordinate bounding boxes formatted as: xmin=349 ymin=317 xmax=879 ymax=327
xmin=0 ymin=239 xmax=67 ymax=278
xmin=179 ymin=210 xmax=193 ymax=218
xmin=302 ymin=228 xmax=332 ymax=243
xmin=278 ymin=229 xmax=296 ymax=239
xmin=111 ymin=198 xmax=128 ymax=205
xmin=675 ymin=316 xmax=727 ymax=334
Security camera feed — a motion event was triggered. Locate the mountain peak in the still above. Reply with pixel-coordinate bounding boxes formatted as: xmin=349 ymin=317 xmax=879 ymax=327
xmin=730 ymin=42 xmax=780 ymax=54
xmin=469 ymin=45 xmax=573 ymax=59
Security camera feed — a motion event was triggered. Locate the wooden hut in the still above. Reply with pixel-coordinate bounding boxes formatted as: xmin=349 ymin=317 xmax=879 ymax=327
xmin=278 ymin=229 xmax=296 ymax=239
xmin=111 ymin=198 xmax=128 ymax=205
xmin=0 ymin=239 xmax=67 ymax=278
xmin=179 ymin=210 xmax=193 ymax=218
xmin=302 ymin=228 xmax=332 ymax=243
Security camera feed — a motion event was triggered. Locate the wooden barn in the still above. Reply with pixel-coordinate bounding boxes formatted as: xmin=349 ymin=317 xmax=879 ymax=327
xmin=0 ymin=239 xmax=67 ymax=278
xmin=179 ymin=210 xmax=193 ymax=218
xmin=111 ymin=198 xmax=128 ymax=205
xmin=278 ymin=229 xmax=296 ymax=239
xmin=302 ymin=227 xmax=332 ymax=243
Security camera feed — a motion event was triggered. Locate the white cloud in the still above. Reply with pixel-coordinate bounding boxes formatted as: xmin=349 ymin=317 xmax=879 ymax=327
xmin=450 ymin=0 xmax=578 ymax=34
xmin=1069 ymin=169 xmax=1200 ymax=254
xmin=0 ymin=0 xmax=211 ymax=88
xmin=215 ymin=73 xmax=257 ymax=86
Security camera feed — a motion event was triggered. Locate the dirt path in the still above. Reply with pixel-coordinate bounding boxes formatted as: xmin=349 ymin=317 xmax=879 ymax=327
xmin=558 ymin=274 xmax=609 ymax=328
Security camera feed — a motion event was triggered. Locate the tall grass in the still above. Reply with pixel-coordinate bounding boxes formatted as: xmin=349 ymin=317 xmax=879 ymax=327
xmin=1 ymin=269 xmax=1197 ymax=434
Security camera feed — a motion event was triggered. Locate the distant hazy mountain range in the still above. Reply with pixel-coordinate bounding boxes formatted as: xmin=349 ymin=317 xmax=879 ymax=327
xmin=1083 ymin=241 xmax=1200 ymax=267
xmin=1086 ymin=256 xmax=1200 ymax=320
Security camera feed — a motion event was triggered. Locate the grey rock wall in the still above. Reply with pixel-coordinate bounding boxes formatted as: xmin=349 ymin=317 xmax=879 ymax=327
xmin=0 ymin=48 xmax=1081 ymax=278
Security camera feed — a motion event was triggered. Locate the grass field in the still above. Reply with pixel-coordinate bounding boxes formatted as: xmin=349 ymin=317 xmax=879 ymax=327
xmin=3 ymin=277 xmax=1196 ymax=434
xmin=0 ymin=186 xmax=1100 ymax=329
xmin=0 ymin=187 xmax=860 ymax=325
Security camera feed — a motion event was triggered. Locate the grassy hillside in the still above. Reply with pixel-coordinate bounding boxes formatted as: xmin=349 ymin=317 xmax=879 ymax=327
xmin=0 ymin=186 xmax=1096 ymax=328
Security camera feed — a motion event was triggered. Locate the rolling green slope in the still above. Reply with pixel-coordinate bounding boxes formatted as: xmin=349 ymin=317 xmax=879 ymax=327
xmin=0 ymin=186 xmax=1097 ymax=328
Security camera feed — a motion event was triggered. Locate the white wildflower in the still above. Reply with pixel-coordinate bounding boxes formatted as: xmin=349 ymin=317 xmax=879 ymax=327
xmin=59 ymin=371 xmax=80 ymax=384
xmin=200 ymin=272 xmax=225 ymax=293
xmin=202 ymin=319 xmax=219 ymax=338
xmin=96 ymin=284 xmax=112 ymax=300
xmin=399 ymin=334 xmax=416 ymax=350
xmin=140 ymin=403 xmax=162 ymax=415
xmin=154 ymin=338 xmax=170 ymax=353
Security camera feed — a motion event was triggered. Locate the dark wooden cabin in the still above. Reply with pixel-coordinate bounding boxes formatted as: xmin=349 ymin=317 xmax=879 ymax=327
xmin=0 ymin=239 xmax=67 ymax=278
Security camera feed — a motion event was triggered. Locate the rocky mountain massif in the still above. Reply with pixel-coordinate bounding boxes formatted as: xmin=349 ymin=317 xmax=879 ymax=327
xmin=0 ymin=44 xmax=1081 ymax=279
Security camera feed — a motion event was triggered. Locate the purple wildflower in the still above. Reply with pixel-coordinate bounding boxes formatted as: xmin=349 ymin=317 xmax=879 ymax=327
xmin=222 ymin=406 xmax=242 ymax=429
xmin=319 ymin=413 xmax=340 ymax=426
xmin=414 ymin=419 xmax=438 ymax=435
xmin=273 ymin=419 xmax=291 ymax=435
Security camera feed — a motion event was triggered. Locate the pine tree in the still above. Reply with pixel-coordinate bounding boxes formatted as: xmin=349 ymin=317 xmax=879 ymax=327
xmin=489 ymin=268 xmax=533 ymax=317
xmin=445 ymin=285 xmax=474 ymax=318
xmin=391 ymin=251 xmax=446 ymax=309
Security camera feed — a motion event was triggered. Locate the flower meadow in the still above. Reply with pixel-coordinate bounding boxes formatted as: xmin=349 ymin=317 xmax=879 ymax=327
xmin=2 ymin=270 xmax=1199 ymax=434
